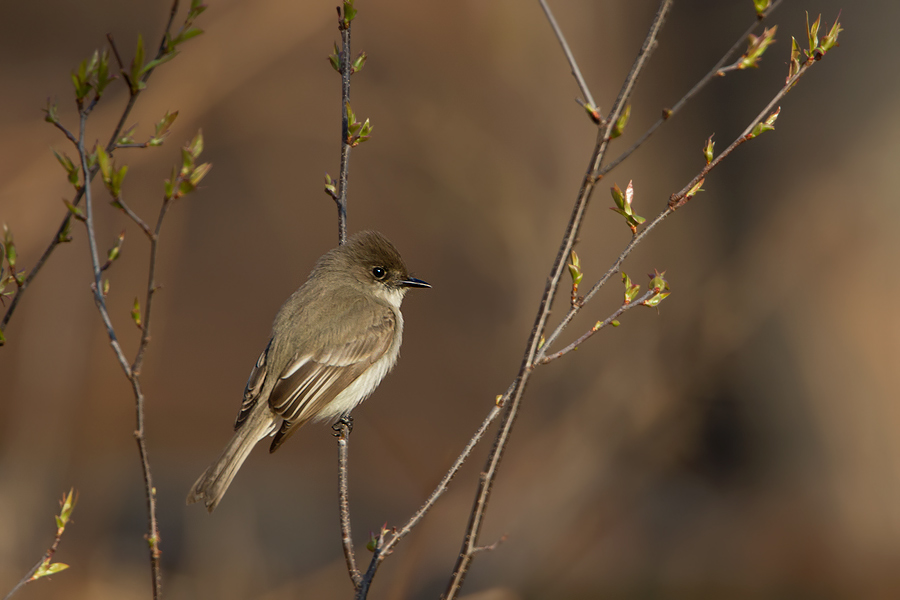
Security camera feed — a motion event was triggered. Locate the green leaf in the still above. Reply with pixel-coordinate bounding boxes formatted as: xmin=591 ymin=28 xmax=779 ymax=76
xmin=643 ymin=292 xmax=670 ymax=307
xmin=171 ymin=27 xmax=204 ymax=48
xmin=131 ymin=297 xmax=142 ymax=328
xmin=63 ymin=199 xmax=86 ymax=221
xmin=351 ymin=51 xmax=367 ymax=74
xmin=807 ymin=12 xmax=821 ymax=56
xmin=188 ymin=129 xmax=204 ymax=158
xmin=753 ymin=0 xmax=771 ymax=16
xmin=32 ymin=561 xmax=69 ymax=580
xmin=189 ymin=162 xmax=212 ymax=187
xmin=749 ymin=106 xmax=780 ymax=138
xmin=3 ymin=225 xmax=16 ymax=269
xmin=342 ymin=0 xmax=358 ymax=26
xmin=329 ymin=42 xmax=341 ymax=72
xmin=622 ymin=272 xmax=640 ymax=303
xmin=702 ymin=135 xmax=715 ymax=165
xmin=142 ymin=50 xmax=178 ymax=76
xmin=610 ymin=184 xmax=625 ymax=210
xmin=130 ymin=35 xmax=145 ymax=91
xmin=610 ymin=105 xmax=631 ymax=139
xmin=96 ymin=146 xmax=112 ymax=181
xmin=118 ymin=124 xmax=138 ymax=146
xmin=820 ymin=14 xmax=843 ymax=54
xmin=738 ymin=26 xmax=777 ymax=70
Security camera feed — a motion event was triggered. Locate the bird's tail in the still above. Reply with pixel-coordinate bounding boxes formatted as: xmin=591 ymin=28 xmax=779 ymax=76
xmin=187 ymin=406 xmax=277 ymax=513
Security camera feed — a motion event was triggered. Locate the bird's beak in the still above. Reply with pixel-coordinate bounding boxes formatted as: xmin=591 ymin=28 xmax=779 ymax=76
xmin=401 ymin=277 xmax=431 ymax=289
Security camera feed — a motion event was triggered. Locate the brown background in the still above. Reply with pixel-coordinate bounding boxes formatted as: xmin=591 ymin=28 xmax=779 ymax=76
xmin=1 ymin=0 xmax=898 ymax=598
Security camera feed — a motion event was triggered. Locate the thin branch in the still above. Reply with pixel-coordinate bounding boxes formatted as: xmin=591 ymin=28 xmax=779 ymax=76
xmin=442 ymin=3 xmax=673 ymax=598
xmin=335 ymin=11 xmax=352 ymax=246
xmin=599 ymin=0 xmax=784 ymax=177
xmin=0 ymin=0 xmax=181 ymax=341
xmin=538 ymin=289 xmax=655 ymax=364
xmin=2 ymin=490 xmax=76 ymax=600
xmin=538 ymin=0 xmax=597 ymax=116
xmin=76 ymin=114 xmax=132 ymax=377
xmin=353 ymin=399 xmax=505 ymax=596
xmin=336 ymin=421 xmax=362 ymax=589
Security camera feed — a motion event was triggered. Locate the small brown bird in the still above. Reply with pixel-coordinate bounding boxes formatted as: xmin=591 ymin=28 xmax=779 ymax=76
xmin=187 ymin=231 xmax=429 ymax=512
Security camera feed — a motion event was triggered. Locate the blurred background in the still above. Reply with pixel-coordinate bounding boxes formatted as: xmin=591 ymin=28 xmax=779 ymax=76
xmin=1 ymin=0 xmax=896 ymax=598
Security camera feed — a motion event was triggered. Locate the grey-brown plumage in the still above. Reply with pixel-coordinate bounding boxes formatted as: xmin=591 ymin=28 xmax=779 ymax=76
xmin=187 ymin=231 xmax=429 ymax=512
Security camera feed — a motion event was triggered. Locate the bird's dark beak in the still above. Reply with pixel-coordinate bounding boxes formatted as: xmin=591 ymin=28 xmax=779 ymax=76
xmin=401 ymin=277 xmax=431 ymax=289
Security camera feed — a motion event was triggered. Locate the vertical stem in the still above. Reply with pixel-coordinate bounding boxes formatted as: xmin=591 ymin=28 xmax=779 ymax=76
xmin=336 ymin=22 xmax=352 ymax=246
xmin=338 ymin=423 xmax=362 ymax=589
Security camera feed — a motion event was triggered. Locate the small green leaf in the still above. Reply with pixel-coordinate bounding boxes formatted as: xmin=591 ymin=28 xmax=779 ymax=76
xmin=188 ymin=129 xmax=204 ymax=158
xmin=130 ymin=35 xmax=146 ymax=92
xmin=142 ymin=51 xmax=178 ymax=76
xmin=96 ymin=146 xmax=111 ymax=181
xmin=610 ymin=320 xmax=620 ymax=327
xmin=189 ymin=162 xmax=212 ymax=187
xmin=643 ymin=292 xmax=670 ymax=307
xmin=806 ymin=12 xmax=821 ymax=56
xmin=32 ymin=561 xmax=69 ymax=580
xmin=351 ymin=51 xmax=367 ymax=73
xmin=44 ymin=99 xmax=59 ymax=124
xmin=610 ymin=184 xmax=625 ymax=210
xmin=622 ymin=272 xmax=640 ymax=304
xmin=324 ymin=173 xmax=337 ymax=197
xmin=684 ymin=178 xmax=705 ymax=200
xmin=753 ymin=0 xmax=771 ymax=16
xmin=702 ymin=135 xmax=715 ymax=165
xmin=63 ymin=199 xmax=86 ymax=221
xmin=3 ymin=225 xmax=16 ymax=269
xmin=170 ymin=27 xmax=204 ymax=48
xmin=819 ymin=14 xmax=843 ymax=54
xmin=131 ymin=297 xmax=142 ymax=328
xmin=329 ymin=42 xmax=341 ymax=72
xmin=58 ymin=219 xmax=73 ymax=243
xmin=118 ymin=124 xmax=138 ymax=146
xmin=749 ymin=106 xmax=780 ymax=138
xmin=738 ymin=26 xmax=777 ymax=70
xmin=648 ymin=269 xmax=669 ymax=293
xmin=610 ymin=105 xmax=631 ymax=139
xmin=57 ymin=488 xmax=77 ymax=529
xmin=567 ymin=250 xmax=583 ymax=287
xmin=342 ymin=0 xmax=358 ymax=26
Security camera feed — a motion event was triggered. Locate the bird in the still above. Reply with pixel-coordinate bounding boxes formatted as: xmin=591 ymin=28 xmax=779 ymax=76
xmin=187 ymin=231 xmax=429 ymax=512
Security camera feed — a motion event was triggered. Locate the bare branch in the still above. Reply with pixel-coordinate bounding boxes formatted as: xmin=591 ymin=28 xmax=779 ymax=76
xmin=335 ymin=10 xmax=353 ymax=246
xmin=335 ymin=420 xmax=362 ymax=589
xmin=538 ymin=0 xmax=598 ymax=119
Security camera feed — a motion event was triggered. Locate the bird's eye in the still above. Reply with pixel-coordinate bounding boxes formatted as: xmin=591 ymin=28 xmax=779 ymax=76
xmin=372 ymin=267 xmax=386 ymax=279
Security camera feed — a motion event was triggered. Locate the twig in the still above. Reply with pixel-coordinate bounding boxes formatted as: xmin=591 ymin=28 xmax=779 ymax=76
xmin=441 ymin=5 xmax=673 ymax=597
xmin=335 ymin=421 xmax=362 ymax=589
xmin=76 ymin=114 xmax=132 ymax=376
xmin=353 ymin=399 xmax=505 ymax=597
xmin=538 ymin=0 xmax=597 ymax=118
xmin=538 ymin=289 xmax=655 ymax=364
xmin=599 ymin=0 xmax=784 ymax=177
xmin=0 ymin=0 xmax=181 ymax=342
xmin=335 ymin=9 xmax=352 ymax=246
xmin=3 ymin=490 xmax=76 ymax=600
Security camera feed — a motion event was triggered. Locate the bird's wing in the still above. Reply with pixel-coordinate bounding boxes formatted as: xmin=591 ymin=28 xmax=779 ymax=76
xmin=267 ymin=306 xmax=396 ymax=449
xmin=234 ymin=339 xmax=272 ymax=429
